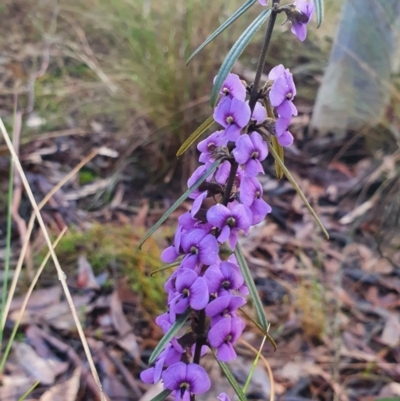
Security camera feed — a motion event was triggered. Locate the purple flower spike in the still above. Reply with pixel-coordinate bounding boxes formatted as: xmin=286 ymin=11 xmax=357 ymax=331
xmin=291 ymin=0 xmax=314 ymax=42
xmin=206 ymin=295 xmax=246 ymax=325
xmin=180 ymin=228 xmax=219 ymax=269
xmin=169 ymin=269 xmax=209 ymax=319
xmin=214 ymin=97 xmax=251 ymax=142
xmin=240 ymin=177 xmax=272 ymax=224
xmin=204 ymin=261 xmax=244 ymax=296
xmin=275 ymin=116 xmax=294 ymax=147
xmin=208 ymin=317 xmax=245 ymax=362
xmin=218 ymin=73 xmax=246 ymax=101
xmin=197 ymin=131 xmax=227 ymax=164
xmin=268 ymin=65 xmax=297 ymax=118
xmin=232 ymin=132 xmax=268 ymax=177
xmin=162 ymin=362 xmax=211 ymax=400
xmin=207 ymin=203 xmax=252 ymax=248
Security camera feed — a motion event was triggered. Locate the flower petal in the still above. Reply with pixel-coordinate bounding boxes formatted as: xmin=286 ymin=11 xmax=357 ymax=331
xmin=186 ymin=363 xmax=211 ymax=394
xmin=162 ymin=362 xmax=187 ymax=390
xmin=189 ymin=277 xmax=209 ymax=310
xmin=217 ymin=342 xmax=236 ymax=362
xmin=207 ymin=204 xmax=230 ymax=228
xmin=214 ymin=97 xmax=231 ymax=128
xmin=232 ymin=134 xmax=253 ymax=164
xmin=230 ymin=98 xmax=251 ymax=128
xmin=198 ymin=234 xmax=219 ymax=265
xmin=269 ymin=76 xmax=287 ymax=107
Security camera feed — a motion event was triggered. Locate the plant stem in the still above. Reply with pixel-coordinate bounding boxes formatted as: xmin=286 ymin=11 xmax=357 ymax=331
xmin=221 ymin=160 xmax=239 ymax=206
xmin=248 ymin=0 xmax=280 ymax=113
xmin=193 ymin=309 xmax=206 ymax=364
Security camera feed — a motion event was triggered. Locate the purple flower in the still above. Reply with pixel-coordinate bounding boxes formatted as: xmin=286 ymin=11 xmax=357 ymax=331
xmin=197 ymin=131 xmax=227 ymax=164
xmin=169 ymin=269 xmax=209 ymax=319
xmin=291 ymin=0 xmax=314 ymax=42
xmin=140 ymin=340 xmax=184 ymax=384
xmin=206 ymin=295 xmax=246 ymax=325
xmin=162 ymin=362 xmax=211 ymax=400
xmin=214 ymin=97 xmax=251 ymax=142
xmin=207 ymin=203 xmax=252 ymax=248
xmin=204 ymin=261 xmax=245 ymax=296
xmin=250 ymin=101 xmax=267 ymax=124
xmin=208 ymin=317 xmax=245 ymax=362
xmin=187 ymin=165 xmax=213 ymax=200
xmin=217 ymin=73 xmax=246 ymax=101
xmin=218 ymin=394 xmax=231 ymax=401
xmin=232 ymin=132 xmax=268 ymax=177
xmin=275 ymin=116 xmax=294 ymax=147
xmin=268 ymin=65 xmax=297 ymax=118
xmin=156 ymin=312 xmax=173 ymax=333
xmin=240 ymin=177 xmax=272 ymax=224
xmin=180 ymin=228 xmax=219 ymax=269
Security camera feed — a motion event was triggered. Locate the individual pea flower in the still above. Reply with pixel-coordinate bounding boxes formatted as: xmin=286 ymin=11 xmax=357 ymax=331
xmin=203 ymin=261 xmax=245 ymax=296
xmin=140 ymin=339 xmax=184 ymax=384
xmin=162 ymin=362 xmax=211 ymax=401
xmin=206 ymin=202 xmax=252 ymax=248
xmin=206 ymin=295 xmax=246 ymax=325
xmin=275 ymin=116 xmax=294 ymax=147
xmin=239 ymin=176 xmax=272 ymax=225
xmin=208 ymin=317 xmax=245 ymax=362
xmin=268 ymin=65 xmax=297 ymax=118
xmin=162 ymin=228 xmax=219 ymax=269
xmin=248 ymin=101 xmax=267 ymax=125
xmin=290 ymin=0 xmax=315 ymax=42
xmin=214 ymin=97 xmax=251 ymax=142
xmin=218 ymin=73 xmax=246 ymax=101
xmin=168 ymin=269 xmax=209 ymax=320
xmin=232 ymin=132 xmax=268 ymax=177
xmin=197 ymin=130 xmax=228 ymax=164
xmin=218 ymin=394 xmax=231 ymax=401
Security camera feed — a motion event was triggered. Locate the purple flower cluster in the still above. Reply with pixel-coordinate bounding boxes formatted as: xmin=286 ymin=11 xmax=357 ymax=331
xmin=141 ymin=71 xmax=297 ymax=398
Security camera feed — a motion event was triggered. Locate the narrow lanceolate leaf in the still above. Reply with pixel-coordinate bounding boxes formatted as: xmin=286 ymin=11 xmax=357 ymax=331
xmin=314 ymin=0 xmax=324 ymax=28
xmin=239 ymin=307 xmax=276 ymax=351
xmin=176 ymin=116 xmax=214 ymax=157
xmin=149 ymin=390 xmax=172 ymax=401
xmin=242 ymin=336 xmax=266 ymax=393
xmin=210 ymin=9 xmax=272 ymax=107
xmin=234 ymin=244 xmax=268 ymax=332
xmin=212 ymin=350 xmax=248 ymax=401
xmin=149 ymin=309 xmax=191 ymax=364
xmin=139 ymin=158 xmax=222 ymax=248
xmin=268 ymin=142 xmax=329 ymax=240
xmin=186 ymin=0 xmax=257 ymax=65
xmin=150 ymin=261 xmax=181 ymax=277
xmin=271 ymin=135 xmax=284 ymax=179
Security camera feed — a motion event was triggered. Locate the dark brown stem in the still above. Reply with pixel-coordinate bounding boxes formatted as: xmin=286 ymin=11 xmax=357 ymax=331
xmin=221 ymin=160 xmax=239 ymax=206
xmin=248 ymin=0 xmax=280 ymax=113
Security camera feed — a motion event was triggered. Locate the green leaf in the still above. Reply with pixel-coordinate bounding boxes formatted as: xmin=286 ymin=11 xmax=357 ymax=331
xmin=186 ymin=0 xmax=257 ymax=65
xmin=139 ymin=158 xmax=222 ymax=248
xmin=242 ymin=336 xmax=266 ymax=393
xmin=239 ymin=307 xmax=276 ymax=351
xmin=18 ymin=381 xmax=40 ymax=401
xmin=271 ymin=135 xmax=284 ymax=179
xmin=210 ymin=9 xmax=271 ymax=107
xmin=314 ymin=0 xmax=324 ymax=28
xmin=150 ymin=261 xmax=181 ymax=277
xmin=176 ymin=116 xmax=214 ymax=157
xmin=234 ymin=244 xmax=268 ymax=331
xmin=149 ymin=309 xmax=191 ymax=364
xmin=149 ymin=390 xmax=172 ymax=401
xmin=212 ymin=350 xmax=248 ymax=401
xmin=268 ymin=142 xmax=329 ymax=240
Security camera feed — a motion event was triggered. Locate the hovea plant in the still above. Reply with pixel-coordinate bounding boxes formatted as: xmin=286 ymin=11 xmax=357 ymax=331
xmin=140 ymin=1 xmax=326 ymax=400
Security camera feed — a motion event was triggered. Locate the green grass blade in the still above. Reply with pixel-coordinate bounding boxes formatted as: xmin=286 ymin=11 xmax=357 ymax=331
xmin=314 ymin=0 xmax=324 ymax=28
xmin=0 ymin=133 xmax=14 ymax=348
xmin=234 ymin=244 xmax=268 ymax=331
xmin=149 ymin=389 xmax=172 ymax=401
xmin=212 ymin=349 xmax=247 ymax=401
xmin=242 ymin=336 xmax=266 ymax=393
xmin=186 ymin=0 xmax=257 ymax=65
xmin=149 ymin=308 xmax=191 ymax=364
xmin=210 ymin=9 xmax=271 ymax=107
xmin=268 ymin=142 xmax=329 ymax=239
xmin=150 ymin=261 xmax=181 ymax=277
xmin=139 ymin=158 xmax=222 ymax=249
xmin=176 ymin=115 xmax=214 ymax=157
xmin=18 ymin=381 xmax=40 ymax=401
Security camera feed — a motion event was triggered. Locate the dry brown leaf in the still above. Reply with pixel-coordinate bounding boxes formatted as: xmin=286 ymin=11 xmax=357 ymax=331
xmin=39 ymin=368 xmax=81 ymax=401
xmin=14 ymin=342 xmax=56 ymax=385
xmin=76 ymin=255 xmax=100 ymax=289
xmin=380 ymin=313 xmax=400 ymax=347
